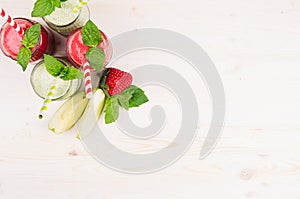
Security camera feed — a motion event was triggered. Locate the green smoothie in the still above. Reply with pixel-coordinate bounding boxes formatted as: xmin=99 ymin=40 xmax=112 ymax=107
xmin=43 ymin=0 xmax=90 ymax=36
xmin=30 ymin=58 xmax=82 ymax=101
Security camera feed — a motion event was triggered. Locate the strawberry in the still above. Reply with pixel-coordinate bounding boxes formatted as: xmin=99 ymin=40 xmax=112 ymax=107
xmin=102 ymin=68 xmax=133 ymax=96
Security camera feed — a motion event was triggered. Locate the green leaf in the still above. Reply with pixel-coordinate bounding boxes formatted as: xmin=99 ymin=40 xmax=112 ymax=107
xmin=86 ymin=47 xmax=105 ymax=71
xmin=99 ymin=68 xmax=110 ymax=89
xmin=60 ymin=0 xmax=68 ymax=2
xmin=44 ymin=54 xmax=64 ymax=77
xmin=22 ymin=24 xmax=41 ymax=48
xmin=17 ymin=47 xmax=32 ymax=71
xmin=122 ymin=85 xmax=139 ymax=95
xmin=117 ymin=91 xmax=133 ymax=110
xmin=129 ymin=87 xmax=149 ymax=108
xmin=104 ymin=97 xmax=119 ymax=124
xmin=51 ymin=0 xmax=61 ymax=8
xmin=115 ymin=85 xmax=137 ymax=110
xmin=31 ymin=0 xmax=55 ymax=17
xmin=44 ymin=55 xmax=84 ymax=81
xmin=101 ymin=85 xmax=149 ymax=124
xmin=82 ymin=20 xmax=102 ymax=47
xmin=114 ymin=85 xmax=148 ymax=110
xmin=60 ymin=67 xmax=84 ymax=81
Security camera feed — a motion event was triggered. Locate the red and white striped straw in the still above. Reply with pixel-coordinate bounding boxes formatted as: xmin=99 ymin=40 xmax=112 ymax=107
xmin=83 ymin=62 xmax=93 ymax=99
xmin=0 ymin=8 xmax=24 ymax=35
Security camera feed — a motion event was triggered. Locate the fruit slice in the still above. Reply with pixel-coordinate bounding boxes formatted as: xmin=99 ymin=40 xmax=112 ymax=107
xmin=48 ymin=91 xmax=89 ymax=134
xmin=77 ymin=89 xmax=106 ymax=139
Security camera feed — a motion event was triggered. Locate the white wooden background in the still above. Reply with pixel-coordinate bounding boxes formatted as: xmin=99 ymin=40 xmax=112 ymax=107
xmin=1 ymin=0 xmax=300 ymax=198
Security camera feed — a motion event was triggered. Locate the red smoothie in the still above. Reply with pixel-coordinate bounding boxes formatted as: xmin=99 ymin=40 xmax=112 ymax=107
xmin=66 ymin=28 xmax=112 ymax=69
xmin=0 ymin=18 xmax=53 ymax=62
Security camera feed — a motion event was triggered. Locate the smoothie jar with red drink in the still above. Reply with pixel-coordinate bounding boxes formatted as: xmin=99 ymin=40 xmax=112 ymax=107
xmin=66 ymin=28 xmax=112 ymax=69
xmin=43 ymin=0 xmax=89 ymax=36
xmin=0 ymin=18 xmax=53 ymax=63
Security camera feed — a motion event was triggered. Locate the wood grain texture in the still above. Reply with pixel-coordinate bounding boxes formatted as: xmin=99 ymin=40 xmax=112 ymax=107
xmin=0 ymin=0 xmax=300 ymax=198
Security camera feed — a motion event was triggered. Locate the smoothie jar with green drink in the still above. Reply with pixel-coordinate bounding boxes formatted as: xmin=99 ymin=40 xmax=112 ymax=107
xmin=30 ymin=57 xmax=83 ymax=101
xmin=0 ymin=18 xmax=54 ymax=62
xmin=43 ymin=0 xmax=90 ymax=36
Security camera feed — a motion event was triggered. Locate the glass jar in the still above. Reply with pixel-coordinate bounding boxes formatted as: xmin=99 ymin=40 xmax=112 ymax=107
xmin=66 ymin=28 xmax=113 ymax=69
xmin=43 ymin=0 xmax=90 ymax=36
xmin=30 ymin=58 xmax=82 ymax=101
xmin=0 ymin=18 xmax=54 ymax=62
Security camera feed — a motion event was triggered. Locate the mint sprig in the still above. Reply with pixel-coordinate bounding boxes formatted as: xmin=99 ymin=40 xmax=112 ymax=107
xmin=60 ymin=67 xmax=84 ymax=81
xmin=31 ymin=0 xmax=62 ymax=17
xmin=22 ymin=24 xmax=41 ymax=48
xmin=44 ymin=54 xmax=84 ymax=81
xmin=103 ymin=85 xmax=149 ymax=124
xmin=17 ymin=47 xmax=32 ymax=71
xmin=16 ymin=23 xmax=41 ymax=71
xmin=82 ymin=20 xmax=105 ymax=71
xmin=82 ymin=20 xmax=102 ymax=47
xmin=129 ymin=87 xmax=149 ymax=108
xmin=86 ymin=47 xmax=105 ymax=71
xmin=52 ymin=0 xmax=62 ymax=8
xmin=104 ymin=96 xmax=119 ymax=124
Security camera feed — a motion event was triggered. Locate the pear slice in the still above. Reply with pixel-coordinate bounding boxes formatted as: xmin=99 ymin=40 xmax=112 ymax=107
xmin=49 ymin=91 xmax=89 ymax=134
xmin=77 ymin=89 xmax=106 ymax=139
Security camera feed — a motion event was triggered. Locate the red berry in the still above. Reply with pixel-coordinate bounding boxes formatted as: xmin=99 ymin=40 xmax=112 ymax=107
xmin=105 ymin=68 xmax=133 ymax=96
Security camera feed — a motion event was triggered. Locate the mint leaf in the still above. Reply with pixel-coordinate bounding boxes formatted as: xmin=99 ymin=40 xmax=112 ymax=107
xmin=86 ymin=47 xmax=105 ymax=71
xmin=44 ymin=54 xmax=64 ymax=77
xmin=122 ymin=85 xmax=139 ymax=94
xmin=16 ymin=24 xmax=41 ymax=71
xmin=104 ymin=97 xmax=119 ymax=124
xmin=44 ymin=55 xmax=84 ymax=81
xmin=102 ymin=85 xmax=149 ymax=124
xmin=115 ymin=85 xmax=148 ymax=110
xmin=22 ymin=24 xmax=41 ymax=48
xmin=17 ymin=47 xmax=31 ymax=71
xmin=129 ymin=87 xmax=149 ymax=108
xmin=117 ymin=91 xmax=133 ymax=110
xmin=60 ymin=67 xmax=84 ymax=81
xmin=116 ymin=85 xmax=137 ymax=110
xmin=82 ymin=20 xmax=102 ymax=47
xmin=51 ymin=0 xmax=61 ymax=8
xmin=31 ymin=0 xmax=55 ymax=17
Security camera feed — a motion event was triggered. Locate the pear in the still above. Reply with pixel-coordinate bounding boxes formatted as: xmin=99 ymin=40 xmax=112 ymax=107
xmin=77 ymin=89 xmax=106 ymax=139
xmin=49 ymin=91 xmax=89 ymax=134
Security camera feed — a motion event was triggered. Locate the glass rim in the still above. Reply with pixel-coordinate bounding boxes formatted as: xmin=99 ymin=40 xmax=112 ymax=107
xmin=30 ymin=58 xmax=81 ymax=101
xmin=42 ymin=5 xmax=89 ymax=28
xmin=0 ymin=17 xmax=41 ymax=60
xmin=66 ymin=27 xmax=113 ymax=68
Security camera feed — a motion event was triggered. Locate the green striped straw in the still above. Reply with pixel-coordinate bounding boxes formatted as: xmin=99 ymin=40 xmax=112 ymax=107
xmin=38 ymin=85 xmax=57 ymax=120
xmin=72 ymin=0 xmax=89 ymax=13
